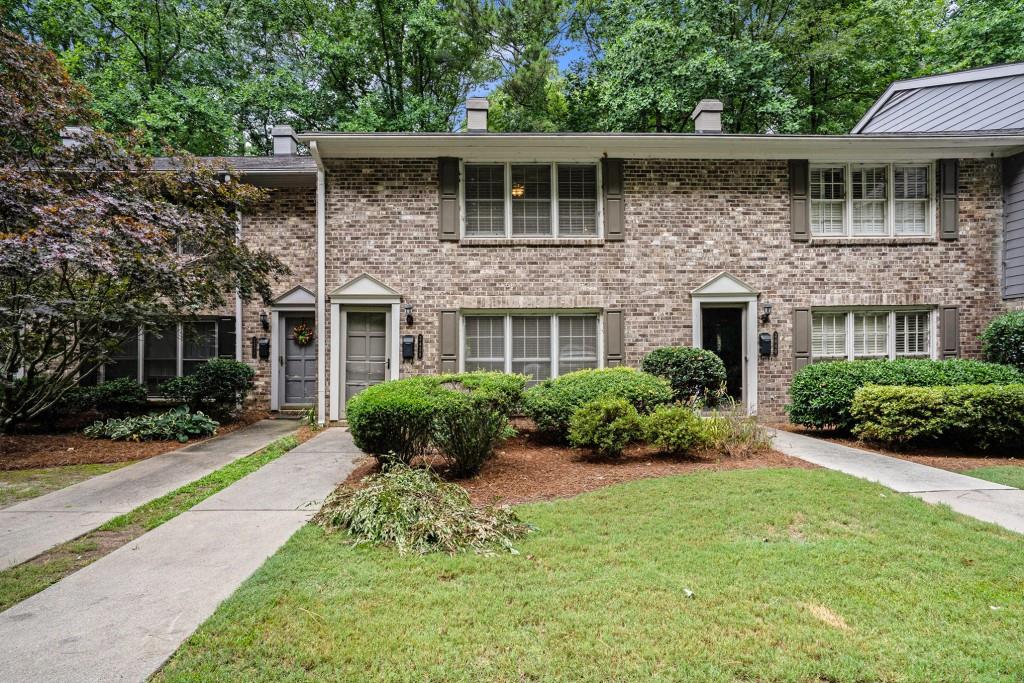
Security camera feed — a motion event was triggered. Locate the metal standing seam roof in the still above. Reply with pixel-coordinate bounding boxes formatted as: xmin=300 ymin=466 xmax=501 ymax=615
xmin=853 ymin=62 xmax=1024 ymax=134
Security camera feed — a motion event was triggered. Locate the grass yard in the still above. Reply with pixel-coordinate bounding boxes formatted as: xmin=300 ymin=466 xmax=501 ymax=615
xmin=0 ymin=462 xmax=129 ymax=509
xmin=157 ymin=468 xmax=1024 ymax=683
xmin=963 ymin=466 xmax=1024 ymax=489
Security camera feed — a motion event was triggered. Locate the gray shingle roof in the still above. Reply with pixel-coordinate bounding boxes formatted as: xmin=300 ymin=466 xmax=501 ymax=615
xmin=853 ymin=62 xmax=1024 ymax=134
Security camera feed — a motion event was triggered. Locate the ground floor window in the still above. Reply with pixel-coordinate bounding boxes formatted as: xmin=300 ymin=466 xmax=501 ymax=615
xmin=463 ymin=312 xmax=600 ymax=385
xmin=102 ymin=317 xmax=236 ymax=394
xmin=811 ymin=308 xmax=934 ymax=362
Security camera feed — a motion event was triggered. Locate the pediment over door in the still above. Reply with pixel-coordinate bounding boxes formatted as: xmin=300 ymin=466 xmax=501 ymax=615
xmin=272 ymin=284 xmax=315 ymax=307
xmin=329 ymin=273 xmax=401 ymax=303
xmin=691 ymin=272 xmax=759 ymax=297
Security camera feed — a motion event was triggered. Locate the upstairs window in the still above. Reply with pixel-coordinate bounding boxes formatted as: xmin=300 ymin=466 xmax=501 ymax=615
xmin=810 ymin=163 xmax=932 ymax=238
xmin=463 ymin=162 xmax=600 ymax=238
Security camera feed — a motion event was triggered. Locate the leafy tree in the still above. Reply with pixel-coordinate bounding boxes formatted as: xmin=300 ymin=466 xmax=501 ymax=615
xmin=931 ymin=0 xmax=1024 ymax=71
xmin=0 ymin=29 xmax=286 ymax=431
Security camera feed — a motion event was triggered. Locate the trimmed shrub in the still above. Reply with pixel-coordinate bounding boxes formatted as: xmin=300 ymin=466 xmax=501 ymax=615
xmin=442 ymin=371 xmax=527 ymax=415
xmin=643 ymin=404 xmax=703 ymax=455
xmin=159 ymin=359 xmax=255 ymax=421
xmin=434 ymin=395 xmax=509 ymax=477
xmin=641 ymin=346 xmax=727 ymax=403
xmin=982 ymin=311 xmax=1024 ymax=372
xmin=787 ymin=358 xmax=1023 ymax=431
xmin=852 ymin=383 xmax=1024 ymax=450
xmin=312 ymin=465 xmax=531 ymax=555
xmin=523 ymin=367 xmax=673 ymax=439
xmin=84 ymin=406 xmax=218 ymax=442
xmin=568 ymin=397 xmax=643 ymax=458
xmin=51 ymin=378 xmax=148 ymax=418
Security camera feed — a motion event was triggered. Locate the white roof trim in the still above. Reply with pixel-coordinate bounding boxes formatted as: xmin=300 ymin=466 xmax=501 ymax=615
xmin=271 ymin=284 xmax=315 ymax=307
xmin=329 ymin=273 xmax=401 ymax=302
xmin=691 ymin=272 xmax=759 ymax=296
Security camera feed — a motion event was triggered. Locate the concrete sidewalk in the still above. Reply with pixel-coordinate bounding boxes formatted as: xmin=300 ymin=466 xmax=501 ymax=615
xmin=0 ymin=427 xmax=360 ymax=683
xmin=770 ymin=428 xmax=1024 ymax=534
xmin=0 ymin=419 xmax=297 ymax=571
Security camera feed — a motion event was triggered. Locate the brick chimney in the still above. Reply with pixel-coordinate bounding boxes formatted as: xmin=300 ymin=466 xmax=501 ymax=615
xmin=465 ymin=98 xmax=490 ymax=132
xmin=271 ymin=125 xmax=298 ymax=155
xmin=690 ymin=99 xmax=724 ymax=134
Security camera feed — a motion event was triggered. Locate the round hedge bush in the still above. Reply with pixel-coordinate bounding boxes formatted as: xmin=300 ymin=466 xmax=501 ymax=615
xmin=643 ymin=404 xmax=703 ymax=455
xmin=522 ymin=367 xmax=673 ymax=439
xmin=982 ymin=311 xmax=1024 ymax=372
xmin=786 ymin=358 xmax=1024 ymax=431
xmin=640 ymin=346 xmax=727 ymax=402
xmin=568 ymin=397 xmax=643 ymax=458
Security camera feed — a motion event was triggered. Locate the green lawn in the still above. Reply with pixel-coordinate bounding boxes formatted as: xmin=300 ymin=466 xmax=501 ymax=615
xmin=157 ymin=468 xmax=1024 ymax=683
xmin=963 ymin=465 xmax=1024 ymax=489
xmin=0 ymin=463 xmax=129 ymax=509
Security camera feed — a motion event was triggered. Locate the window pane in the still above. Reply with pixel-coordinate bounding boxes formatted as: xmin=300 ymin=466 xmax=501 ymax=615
xmin=144 ymin=325 xmax=177 ymax=394
xmin=853 ymin=312 xmax=888 ymax=358
xmin=811 ymin=167 xmax=845 ymax=200
xmin=512 ymin=316 xmax=551 ymax=385
xmin=812 ymin=313 xmax=846 ymax=360
xmin=510 ymin=165 xmax=552 ymax=236
xmin=894 ymin=166 xmax=929 ymax=235
xmin=465 ymin=164 xmax=505 ymax=237
xmin=464 ymin=316 xmax=505 ymax=371
xmin=182 ymin=321 xmax=217 ymax=376
xmin=811 ymin=202 xmax=844 ymax=235
xmin=557 ymin=165 xmax=597 ymax=236
xmin=105 ymin=330 xmax=139 ymax=381
xmin=558 ymin=315 xmax=598 ymax=374
xmin=896 ymin=312 xmax=930 ymax=357
xmin=852 ymin=166 xmax=887 ymax=235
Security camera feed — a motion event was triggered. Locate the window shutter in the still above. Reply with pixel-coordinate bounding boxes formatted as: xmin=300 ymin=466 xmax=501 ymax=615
xmin=439 ymin=309 xmax=459 ymax=372
xmin=602 ymin=158 xmax=625 ymax=241
xmin=939 ymin=306 xmax=959 ymax=359
xmin=217 ymin=317 xmax=236 ymax=359
xmin=789 ymin=160 xmax=810 ymax=242
xmin=793 ymin=307 xmax=812 ymax=371
xmin=939 ymin=159 xmax=959 ymax=240
xmin=604 ymin=309 xmax=624 ymax=366
xmin=438 ymin=158 xmax=460 ymax=241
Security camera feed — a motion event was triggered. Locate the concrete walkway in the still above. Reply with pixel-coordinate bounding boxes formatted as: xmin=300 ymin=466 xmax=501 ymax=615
xmin=770 ymin=428 xmax=1024 ymax=534
xmin=0 ymin=427 xmax=360 ymax=683
xmin=0 ymin=419 xmax=297 ymax=571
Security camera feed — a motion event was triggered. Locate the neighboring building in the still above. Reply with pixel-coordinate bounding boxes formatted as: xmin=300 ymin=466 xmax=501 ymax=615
xmin=99 ymin=66 xmax=1024 ymax=421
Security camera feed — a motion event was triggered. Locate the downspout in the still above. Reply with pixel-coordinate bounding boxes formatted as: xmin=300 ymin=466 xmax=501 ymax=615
xmin=310 ymin=141 xmax=327 ymax=426
xmin=228 ymin=172 xmax=243 ymax=362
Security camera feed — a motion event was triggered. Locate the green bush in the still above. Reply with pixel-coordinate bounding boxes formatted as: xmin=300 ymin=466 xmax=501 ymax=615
xmin=568 ymin=397 xmax=643 ymax=458
xmin=640 ymin=346 xmax=727 ymax=403
xmin=434 ymin=395 xmax=509 ymax=477
xmin=982 ymin=311 xmax=1024 ymax=372
xmin=643 ymin=404 xmax=703 ymax=455
xmin=52 ymin=378 xmax=148 ymax=418
xmin=697 ymin=403 xmax=774 ymax=457
xmin=523 ymin=367 xmax=673 ymax=439
xmin=160 ymin=359 xmax=254 ymax=421
xmin=852 ymin=383 xmax=1024 ymax=450
xmin=84 ymin=406 xmax=218 ymax=442
xmin=787 ymin=359 xmax=1023 ymax=431
xmin=445 ymin=371 xmax=527 ymax=415
xmin=312 ymin=464 xmax=531 ymax=555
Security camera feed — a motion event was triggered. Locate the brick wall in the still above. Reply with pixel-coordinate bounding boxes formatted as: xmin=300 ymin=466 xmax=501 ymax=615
xmin=313 ymin=157 xmax=1004 ymax=419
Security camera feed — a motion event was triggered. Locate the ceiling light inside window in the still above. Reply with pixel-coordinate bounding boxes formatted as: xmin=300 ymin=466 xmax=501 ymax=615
xmin=511 ymin=183 xmax=526 ymax=198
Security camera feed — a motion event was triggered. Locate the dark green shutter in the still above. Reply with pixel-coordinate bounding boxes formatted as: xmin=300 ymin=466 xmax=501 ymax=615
xmin=602 ymin=159 xmax=625 ymax=241
xmin=438 ymin=158 xmax=460 ymax=241
xmin=789 ymin=160 xmax=810 ymax=242
xmin=439 ymin=309 xmax=459 ymax=372
xmin=939 ymin=159 xmax=959 ymax=240
xmin=793 ymin=308 xmax=812 ymax=371
xmin=604 ymin=309 xmax=624 ymax=366
xmin=940 ymin=306 xmax=959 ymax=358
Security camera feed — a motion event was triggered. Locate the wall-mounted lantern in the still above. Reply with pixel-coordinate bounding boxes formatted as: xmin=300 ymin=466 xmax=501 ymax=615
xmin=760 ymin=301 xmax=773 ymax=324
xmin=404 ymin=303 xmax=414 ymax=326
xmin=260 ymin=311 xmax=270 ymax=331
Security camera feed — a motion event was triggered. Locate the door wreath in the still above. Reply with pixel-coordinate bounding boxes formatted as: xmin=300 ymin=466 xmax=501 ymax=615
xmin=292 ymin=321 xmax=314 ymax=346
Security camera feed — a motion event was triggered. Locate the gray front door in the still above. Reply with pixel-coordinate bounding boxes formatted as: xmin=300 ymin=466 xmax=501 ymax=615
xmin=282 ymin=315 xmax=316 ymax=405
xmin=345 ymin=311 xmax=387 ymax=403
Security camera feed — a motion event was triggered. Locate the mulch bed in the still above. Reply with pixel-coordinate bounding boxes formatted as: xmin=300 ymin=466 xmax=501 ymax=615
xmin=343 ymin=428 xmax=814 ymax=507
xmin=772 ymin=423 xmax=1023 ymax=474
xmin=0 ymin=411 xmax=270 ymax=471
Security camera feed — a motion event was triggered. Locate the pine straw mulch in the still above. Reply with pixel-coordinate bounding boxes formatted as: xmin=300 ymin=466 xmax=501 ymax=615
xmin=343 ymin=429 xmax=813 ymax=507
xmin=772 ymin=423 xmax=1024 ymax=474
xmin=0 ymin=410 xmax=270 ymax=471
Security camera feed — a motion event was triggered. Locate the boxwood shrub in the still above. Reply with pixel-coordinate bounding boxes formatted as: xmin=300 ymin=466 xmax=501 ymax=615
xmin=851 ymin=383 xmax=1024 ymax=450
xmin=640 ymin=346 xmax=727 ymax=403
xmin=568 ymin=397 xmax=643 ymax=458
xmin=787 ymin=358 xmax=1023 ymax=431
xmin=982 ymin=311 xmax=1024 ymax=372
xmin=522 ymin=367 xmax=673 ymax=440
xmin=643 ymin=404 xmax=703 ymax=455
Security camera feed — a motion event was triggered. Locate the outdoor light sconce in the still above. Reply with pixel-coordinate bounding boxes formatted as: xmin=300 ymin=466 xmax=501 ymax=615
xmin=404 ymin=303 xmax=414 ymax=326
xmin=760 ymin=302 xmax=772 ymax=324
xmin=259 ymin=311 xmax=270 ymax=331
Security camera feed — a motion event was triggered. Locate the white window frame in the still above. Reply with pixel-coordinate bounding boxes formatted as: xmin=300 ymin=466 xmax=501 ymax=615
xmin=810 ymin=308 xmax=937 ymax=362
xmin=459 ymin=310 xmax=603 ymax=380
xmin=460 ymin=161 xmax=603 ymax=239
xmin=810 ymin=162 xmax=935 ymax=238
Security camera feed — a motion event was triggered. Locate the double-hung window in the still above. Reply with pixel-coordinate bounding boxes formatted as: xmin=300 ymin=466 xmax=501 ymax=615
xmin=811 ymin=309 xmax=934 ymax=362
xmin=463 ymin=162 xmax=600 ymax=238
xmin=810 ymin=163 xmax=933 ymax=237
xmin=463 ymin=312 xmax=600 ymax=385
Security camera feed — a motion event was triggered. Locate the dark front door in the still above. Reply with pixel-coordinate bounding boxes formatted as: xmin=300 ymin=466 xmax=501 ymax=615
xmin=281 ymin=315 xmax=316 ymax=405
xmin=702 ymin=307 xmax=744 ymax=401
xmin=345 ymin=311 xmax=388 ymax=403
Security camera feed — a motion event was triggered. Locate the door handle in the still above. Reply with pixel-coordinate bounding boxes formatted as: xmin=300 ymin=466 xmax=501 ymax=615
xmin=279 ymin=355 xmax=284 ymax=367
xmin=387 ymin=358 xmax=391 ymax=369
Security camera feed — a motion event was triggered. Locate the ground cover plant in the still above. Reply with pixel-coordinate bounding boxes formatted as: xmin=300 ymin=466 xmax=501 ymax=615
xmin=84 ymin=406 xmax=218 ymax=443
xmin=157 ymin=468 xmax=1024 ymax=682
xmin=641 ymin=346 xmax=727 ymax=403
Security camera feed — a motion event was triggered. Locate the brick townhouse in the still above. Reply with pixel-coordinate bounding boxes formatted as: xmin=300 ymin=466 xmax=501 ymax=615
xmin=106 ymin=62 xmax=1024 ymax=422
